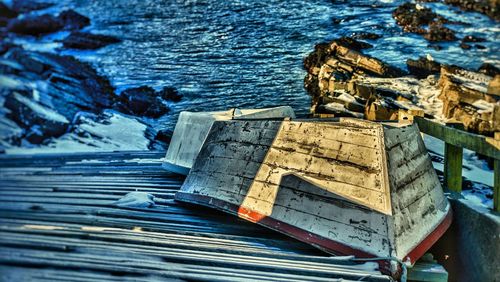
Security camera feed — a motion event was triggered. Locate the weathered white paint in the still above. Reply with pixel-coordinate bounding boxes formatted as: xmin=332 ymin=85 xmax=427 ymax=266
xmin=176 ymin=118 xmax=450 ymax=262
xmin=162 ymin=106 xmax=295 ymax=175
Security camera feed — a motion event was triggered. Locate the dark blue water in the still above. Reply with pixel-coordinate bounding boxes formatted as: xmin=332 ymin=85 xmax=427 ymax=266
xmin=23 ymin=0 xmax=500 ymax=129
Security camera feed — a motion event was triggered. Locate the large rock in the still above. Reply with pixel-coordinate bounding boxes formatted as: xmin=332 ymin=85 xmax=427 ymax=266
xmin=303 ymin=38 xmax=406 ymax=118
xmin=438 ymin=66 xmax=499 ymax=135
xmin=393 ymin=3 xmax=437 ymax=34
xmin=158 ymin=86 xmax=182 ymax=102
xmin=62 ymin=32 xmax=121 ymax=50
xmin=444 ymin=0 xmax=499 ymax=21
xmin=4 ymin=91 xmax=69 ymax=143
xmin=58 ymin=10 xmax=90 ymax=30
xmin=119 ymin=86 xmax=170 ymax=118
xmin=478 ymin=63 xmax=500 ymax=77
xmin=0 ymin=3 xmax=18 ymax=19
xmin=7 ymin=9 xmax=89 ymax=36
xmin=392 ymin=3 xmax=457 ymax=42
xmin=424 ymin=22 xmax=457 ymax=42
xmin=5 ymin=48 xmax=117 ymax=115
xmin=8 ymin=14 xmax=63 ymax=35
xmin=10 ymin=1 xmax=54 ymax=13
xmin=407 ymin=56 xmax=442 ymax=78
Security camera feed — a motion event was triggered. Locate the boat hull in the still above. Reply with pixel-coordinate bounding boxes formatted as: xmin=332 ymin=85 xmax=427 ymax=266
xmin=175 ymin=118 xmax=451 ymax=271
xmin=162 ymin=107 xmax=295 ymax=175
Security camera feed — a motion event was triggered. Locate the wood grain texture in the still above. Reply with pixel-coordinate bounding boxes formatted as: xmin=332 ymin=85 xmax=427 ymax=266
xmin=0 ymin=151 xmax=391 ymax=282
xmin=178 ymin=119 xmax=450 ymax=262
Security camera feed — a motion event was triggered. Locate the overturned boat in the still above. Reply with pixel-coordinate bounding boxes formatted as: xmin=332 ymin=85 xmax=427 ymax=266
xmin=175 ymin=118 xmax=452 ymax=273
xmin=162 ymin=106 xmax=295 ymax=174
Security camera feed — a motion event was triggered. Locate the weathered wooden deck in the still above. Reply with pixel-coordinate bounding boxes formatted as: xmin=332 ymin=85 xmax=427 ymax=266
xmin=0 ymin=151 xmax=393 ymax=282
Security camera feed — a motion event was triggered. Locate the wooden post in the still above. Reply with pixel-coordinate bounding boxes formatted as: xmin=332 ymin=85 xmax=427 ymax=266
xmin=444 ymin=143 xmax=463 ymax=192
xmin=494 ymin=132 xmax=500 ymax=212
xmin=443 ymin=122 xmax=464 ymax=192
xmin=494 ymin=159 xmax=499 ymax=212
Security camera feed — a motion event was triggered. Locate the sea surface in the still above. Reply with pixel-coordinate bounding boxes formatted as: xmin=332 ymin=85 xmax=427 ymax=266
xmin=4 ymin=0 xmax=497 ymax=208
xmin=16 ymin=0 xmax=499 ymax=130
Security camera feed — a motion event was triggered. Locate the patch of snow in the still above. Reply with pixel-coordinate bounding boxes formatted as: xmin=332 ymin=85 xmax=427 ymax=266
xmin=0 ymin=59 xmax=23 ymax=71
xmin=5 ymin=111 xmax=150 ymax=154
xmin=123 ymin=158 xmax=164 ymax=164
xmin=114 ymin=192 xmax=155 ymax=209
xmin=13 ymin=92 xmax=69 ymax=123
xmin=462 ymin=191 xmax=492 ymax=209
xmin=472 ymin=100 xmax=494 ymax=113
xmin=423 ymin=134 xmax=494 ymax=209
xmin=324 ymin=102 xmax=364 ymax=118
xmin=0 ymin=75 xmax=25 ymax=90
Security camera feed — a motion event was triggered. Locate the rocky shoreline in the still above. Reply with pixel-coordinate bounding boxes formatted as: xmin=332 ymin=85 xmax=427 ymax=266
xmin=304 ymin=36 xmax=499 ymax=135
xmin=0 ymin=2 xmax=181 ymax=151
xmin=1 ymin=0 xmax=498 ymax=152
xmin=303 ymin=0 xmax=499 ymax=137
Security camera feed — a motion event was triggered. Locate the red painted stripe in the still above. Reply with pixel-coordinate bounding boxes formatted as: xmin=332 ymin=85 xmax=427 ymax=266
xmin=175 ymin=192 xmax=452 ymax=276
xmin=404 ymin=207 xmax=453 ymax=265
xmin=175 ymin=192 xmax=392 ymax=273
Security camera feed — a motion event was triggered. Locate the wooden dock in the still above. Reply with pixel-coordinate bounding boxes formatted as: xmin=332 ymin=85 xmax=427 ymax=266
xmin=0 ymin=151 xmax=395 ymax=282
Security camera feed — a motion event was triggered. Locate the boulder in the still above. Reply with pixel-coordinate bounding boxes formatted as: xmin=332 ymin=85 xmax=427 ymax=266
xmin=393 ymin=3 xmax=457 ymax=42
xmin=478 ymin=63 xmax=500 ymax=77
xmin=424 ymin=22 xmax=457 ymax=42
xmin=407 ymin=56 xmax=442 ymax=78
xmin=4 ymin=48 xmax=118 ymax=120
xmin=6 ymin=47 xmax=47 ymax=74
xmin=8 ymin=14 xmax=64 ymax=35
xmin=393 ymin=3 xmax=437 ymax=34
xmin=334 ymin=37 xmax=372 ymax=51
xmin=146 ymin=128 xmax=172 ymax=150
xmin=462 ymin=35 xmax=486 ymax=43
xmin=58 ymin=10 xmax=90 ymax=30
xmin=158 ymin=86 xmax=182 ymax=102
xmin=62 ymin=32 xmax=121 ymax=50
xmin=438 ymin=66 xmax=499 ymax=135
xmin=10 ymin=1 xmax=54 ymax=13
xmin=351 ymin=32 xmax=381 ymax=40
xmin=4 ymin=91 xmax=69 ymax=143
xmin=119 ymin=86 xmax=169 ymax=118
xmin=0 ymin=3 xmax=18 ymax=19
xmin=444 ymin=0 xmax=499 ymax=21
xmin=7 ymin=9 xmax=89 ymax=36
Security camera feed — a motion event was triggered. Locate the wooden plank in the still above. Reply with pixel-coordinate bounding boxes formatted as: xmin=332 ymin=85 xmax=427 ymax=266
xmin=494 ymin=158 xmax=499 ymax=212
xmin=443 ymin=142 xmax=463 ymax=192
xmin=414 ymin=116 xmax=500 ymax=160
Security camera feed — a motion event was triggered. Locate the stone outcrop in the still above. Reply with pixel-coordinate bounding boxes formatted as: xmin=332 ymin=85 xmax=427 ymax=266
xmin=393 ymin=3 xmax=457 ymax=42
xmin=158 ymin=86 xmax=183 ymax=102
xmin=407 ymin=56 xmax=442 ymax=78
xmin=444 ymin=0 xmax=500 ymax=21
xmin=304 ymin=38 xmax=499 ymax=136
xmin=7 ymin=9 xmax=89 ymax=36
xmin=0 ymin=44 xmax=180 ymax=147
xmin=61 ymin=32 xmax=121 ymax=50
xmin=4 ymin=91 xmax=69 ymax=143
xmin=118 ymin=86 xmax=170 ymax=118
xmin=438 ymin=66 xmax=500 ymax=134
xmin=304 ymin=38 xmax=414 ymax=120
